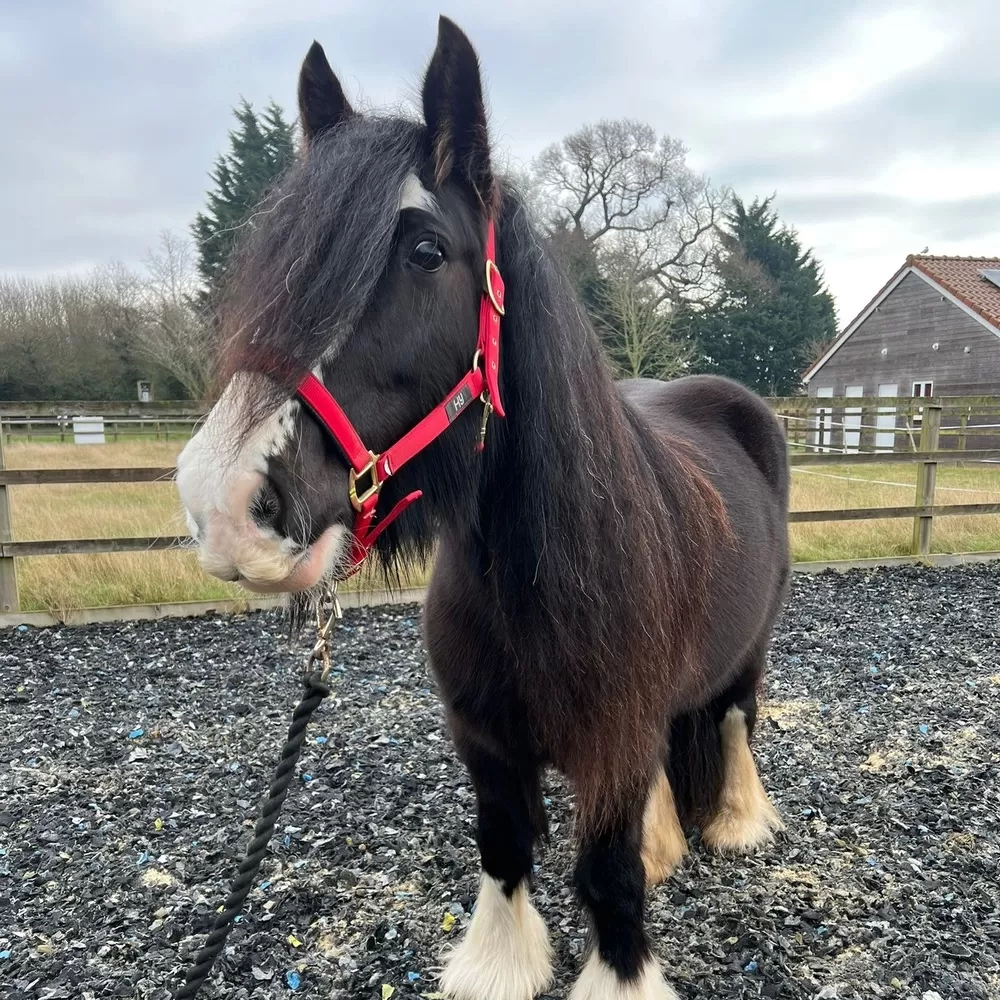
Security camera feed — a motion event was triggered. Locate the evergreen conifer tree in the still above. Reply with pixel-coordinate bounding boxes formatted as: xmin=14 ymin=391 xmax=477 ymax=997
xmin=680 ymin=197 xmax=838 ymax=395
xmin=192 ymin=99 xmax=297 ymax=299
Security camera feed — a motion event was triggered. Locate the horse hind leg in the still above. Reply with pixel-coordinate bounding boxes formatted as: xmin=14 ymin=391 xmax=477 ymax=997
xmin=699 ymin=655 xmax=784 ymax=854
xmin=641 ymin=765 xmax=687 ymax=886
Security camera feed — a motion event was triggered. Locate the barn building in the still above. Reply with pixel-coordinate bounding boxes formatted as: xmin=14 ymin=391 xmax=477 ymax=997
xmin=803 ymin=255 xmax=1000 ymax=400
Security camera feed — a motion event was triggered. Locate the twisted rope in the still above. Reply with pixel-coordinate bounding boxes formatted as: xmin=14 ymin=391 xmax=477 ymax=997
xmin=172 ymin=671 xmax=332 ymax=999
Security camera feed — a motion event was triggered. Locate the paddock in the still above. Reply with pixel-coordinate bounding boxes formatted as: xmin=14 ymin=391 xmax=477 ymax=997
xmin=1 ymin=563 xmax=998 ymax=1000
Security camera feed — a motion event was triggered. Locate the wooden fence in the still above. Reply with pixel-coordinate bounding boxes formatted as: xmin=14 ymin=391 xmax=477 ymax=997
xmin=8 ymin=393 xmax=999 ymax=451
xmin=2 ymin=399 xmax=1000 ymax=616
xmin=3 ymin=417 xmax=201 ymax=443
xmin=0 ymin=400 xmax=203 ymax=417
xmin=768 ymin=393 xmax=1000 ymax=456
xmin=1 ymin=400 xmax=204 ymax=445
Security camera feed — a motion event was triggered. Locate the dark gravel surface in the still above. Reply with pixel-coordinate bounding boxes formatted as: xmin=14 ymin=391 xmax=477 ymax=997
xmin=1 ymin=563 xmax=998 ymax=1000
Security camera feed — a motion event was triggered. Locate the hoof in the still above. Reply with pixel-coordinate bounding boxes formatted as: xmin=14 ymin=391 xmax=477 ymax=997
xmin=569 ymin=953 xmax=680 ymax=1000
xmin=439 ymin=877 xmax=553 ymax=1000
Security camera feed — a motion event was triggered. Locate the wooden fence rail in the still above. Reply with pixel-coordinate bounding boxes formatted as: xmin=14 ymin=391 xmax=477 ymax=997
xmin=3 ymin=417 xmax=201 ymax=444
xmin=769 ymin=394 xmax=1000 ymax=457
xmin=0 ymin=429 xmax=16 ymax=613
xmin=3 ymin=402 xmax=1000 ymax=614
xmin=0 ymin=537 xmax=186 ymax=558
xmin=0 ymin=468 xmax=175 ymax=485
xmin=0 ymin=400 xmax=204 ymax=417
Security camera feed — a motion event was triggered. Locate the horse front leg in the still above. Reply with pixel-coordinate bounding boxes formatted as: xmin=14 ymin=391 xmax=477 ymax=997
xmin=439 ymin=739 xmax=553 ymax=1000
xmin=570 ymin=792 xmax=679 ymax=1000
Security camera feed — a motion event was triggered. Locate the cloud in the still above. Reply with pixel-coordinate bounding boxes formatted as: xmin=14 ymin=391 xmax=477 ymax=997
xmin=99 ymin=0 xmax=360 ymax=47
xmin=1 ymin=0 xmax=998 ymax=329
xmin=742 ymin=7 xmax=956 ymax=118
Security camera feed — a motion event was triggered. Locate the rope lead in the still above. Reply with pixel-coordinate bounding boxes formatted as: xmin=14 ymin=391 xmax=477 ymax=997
xmin=172 ymin=671 xmax=331 ymax=999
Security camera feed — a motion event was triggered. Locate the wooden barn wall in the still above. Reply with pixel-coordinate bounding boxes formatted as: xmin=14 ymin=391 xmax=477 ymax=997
xmin=808 ymin=272 xmax=1000 ymax=397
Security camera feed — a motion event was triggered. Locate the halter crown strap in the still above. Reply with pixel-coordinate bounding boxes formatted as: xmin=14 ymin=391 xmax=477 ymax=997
xmin=479 ymin=221 xmax=505 ymax=417
xmin=295 ymin=219 xmax=505 ymax=575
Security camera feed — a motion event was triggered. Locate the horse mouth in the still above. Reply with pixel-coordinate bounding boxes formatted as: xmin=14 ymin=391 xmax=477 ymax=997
xmin=228 ymin=525 xmax=349 ymax=594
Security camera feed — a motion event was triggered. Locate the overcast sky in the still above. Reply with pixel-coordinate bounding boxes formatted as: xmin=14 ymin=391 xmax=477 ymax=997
xmin=2 ymin=0 xmax=998 ymax=327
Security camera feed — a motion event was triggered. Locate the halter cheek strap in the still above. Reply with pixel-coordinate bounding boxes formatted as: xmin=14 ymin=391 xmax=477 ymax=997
xmin=296 ymin=219 xmax=506 ymax=575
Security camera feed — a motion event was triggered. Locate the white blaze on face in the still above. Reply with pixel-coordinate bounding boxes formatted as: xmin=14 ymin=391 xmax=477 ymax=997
xmin=177 ymin=171 xmax=431 ymax=592
xmin=398 ymin=172 xmax=437 ymax=212
xmin=176 ymin=372 xmax=348 ymax=591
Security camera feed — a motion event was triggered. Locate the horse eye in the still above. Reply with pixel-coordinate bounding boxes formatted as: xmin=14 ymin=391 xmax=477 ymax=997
xmin=409 ymin=238 xmax=445 ymax=272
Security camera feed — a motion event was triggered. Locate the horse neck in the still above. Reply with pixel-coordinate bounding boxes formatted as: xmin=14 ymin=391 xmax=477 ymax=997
xmin=477 ymin=249 xmax=663 ymax=606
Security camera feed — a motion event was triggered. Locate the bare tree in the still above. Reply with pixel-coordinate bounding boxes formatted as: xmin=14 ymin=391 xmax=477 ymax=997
xmin=801 ymin=332 xmax=838 ymax=371
xmin=0 ymin=272 xmax=139 ymax=398
xmin=0 ymin=234 xmax=213 ymax=401
xmin=594 ymin=274 xmax=693 ymax=381
xmin=136 ymin=231 xmax=213 ymax=401
xmin=531 ymin=119 xmax=728 ymax=307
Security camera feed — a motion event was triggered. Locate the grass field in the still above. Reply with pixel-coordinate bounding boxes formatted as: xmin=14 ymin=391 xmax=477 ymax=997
xmin=4 ymin=441 xmax=241 ymax=612
xmin=4 ymin=440 xmax=1000 ymax=611
xmin=789 ymin=462 xmax=1000 ymax=561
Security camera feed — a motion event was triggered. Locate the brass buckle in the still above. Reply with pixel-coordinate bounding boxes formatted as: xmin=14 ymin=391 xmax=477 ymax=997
xmin=484 ymin=259 xmax=505 ymax=316
xmin=348 ymin=451 xmax=382 ymax=511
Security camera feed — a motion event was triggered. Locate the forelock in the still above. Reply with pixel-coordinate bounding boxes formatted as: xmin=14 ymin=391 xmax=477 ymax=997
xmin=214 ymin=114 xmax=425 ymax=416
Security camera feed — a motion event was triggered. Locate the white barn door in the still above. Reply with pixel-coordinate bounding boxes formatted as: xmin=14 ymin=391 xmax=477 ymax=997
xmin=876 ymin=383 xmax=898 ymax=452
xmin=843 ymin=385 xmax=863 ymax=453
xmin=814 ymin=387 xmax=834 ymax=452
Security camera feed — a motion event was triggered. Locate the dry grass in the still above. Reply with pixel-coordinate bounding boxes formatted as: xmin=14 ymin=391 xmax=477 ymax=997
xmin=790 ymin=462 xmax=1000 ymax=561
xmin=4 ymin=441 xmax=1000 ymax=611
xmin=5 ymin=441 xmax=243 ymax=612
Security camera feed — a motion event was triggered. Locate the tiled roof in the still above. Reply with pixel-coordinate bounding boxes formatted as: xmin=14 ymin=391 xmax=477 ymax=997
xmin=907 ymin=254 xmax=1000 ymax=331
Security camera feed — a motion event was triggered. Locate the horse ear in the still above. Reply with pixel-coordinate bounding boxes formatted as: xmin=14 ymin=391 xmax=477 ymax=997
xmin=421 ymin=16 xmax=494 ymax=206
xmin=298 ymin=40 xmax=353 ymax=144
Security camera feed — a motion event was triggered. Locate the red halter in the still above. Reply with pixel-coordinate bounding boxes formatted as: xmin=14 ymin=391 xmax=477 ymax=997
xmin=296 ymin=220 xmax=506 ymax=576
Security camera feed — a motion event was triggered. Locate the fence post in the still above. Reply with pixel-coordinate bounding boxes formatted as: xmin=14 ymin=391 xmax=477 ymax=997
xmin=912 ymin=404 xmax=941 ymax=557
xmin=958 ymin=408 xmax=969 ymax=453
xmin=0 ymin=429 xmax=20 ymax=613
xmin=860 ymin=404 xmax=875 ymax=452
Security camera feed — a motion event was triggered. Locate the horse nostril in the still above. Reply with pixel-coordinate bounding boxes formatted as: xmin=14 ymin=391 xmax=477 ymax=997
xmin=249 ymin=479 xmax=283 ymax=533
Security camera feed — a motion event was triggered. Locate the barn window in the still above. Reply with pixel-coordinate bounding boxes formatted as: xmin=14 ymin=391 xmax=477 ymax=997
xmin=911 ymin=381 xmax=933 ymax=433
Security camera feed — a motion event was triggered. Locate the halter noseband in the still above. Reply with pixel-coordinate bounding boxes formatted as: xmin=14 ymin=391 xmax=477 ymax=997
xmin=296 ymin=219 xmax=505 ymax=576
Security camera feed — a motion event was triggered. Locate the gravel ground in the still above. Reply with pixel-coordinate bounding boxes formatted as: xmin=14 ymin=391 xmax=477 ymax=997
xmin=1 ymin=563 xmax=999 ymax=1000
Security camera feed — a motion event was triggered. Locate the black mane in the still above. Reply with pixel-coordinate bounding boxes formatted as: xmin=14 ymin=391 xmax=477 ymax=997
xmin=440 ymin=184 xmax=729 ymax=823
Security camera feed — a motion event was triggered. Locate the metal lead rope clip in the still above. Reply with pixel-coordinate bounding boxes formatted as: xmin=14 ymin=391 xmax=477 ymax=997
xmin=476 ymin=392 xmax=493 ymax=452
xmin=306 ymin=583 xmax=343 ymax=678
